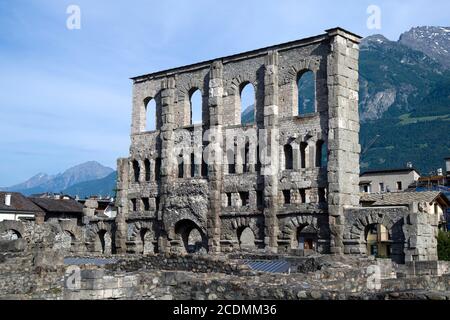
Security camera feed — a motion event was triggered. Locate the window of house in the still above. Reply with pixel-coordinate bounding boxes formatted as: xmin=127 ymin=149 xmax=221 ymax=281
xmin=283 ymin=190 xmax=291 ymax=204
xmin=318 ymin=188 xmax=326 ymax=203
xmin=178 ymin=154 xmax=184 ymax=178
xmin=240 ymin=83 xmax=255 ymax=125
xmin=256 ymin=191 xmax=264 ymax=209
xmin=239 ymin=192 xmax=249 ymax=207
xmin=284 ymin=144 xmax=293 ymax=170
xmin=396 ymin=181 xmax=402 ymax=191
xmin=226 ymin=193 xmax=232 ymax=207
xmin=145 ymin=98 xmax=157 ymax=131
xmin=299 ymin=189 xmax=306 ymax=203
xmin=155 ymin=197 xmax=160 ymax=212
xmin=144 ymin=159 xmax=151 ymax=182
xmin=379 ymin=183 xmax=385 ymax=193
xmin=131 ymin=199 xmax=137 ymax=212
xmin=190 ymin=89 xmax=202 ymax=125
xmin=297 ymin=71 xmax=315 ymax=116
xmin=142 ymin=198 xmax=150 ymax=211
xmin=132 ymin=160 xmax=140 ymax=183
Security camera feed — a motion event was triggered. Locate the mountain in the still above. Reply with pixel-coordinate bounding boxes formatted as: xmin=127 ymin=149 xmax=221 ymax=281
xmin=399 ymin=26 xmax=450 ymax=69
xmin=359 ymin=27 xmax=450 ymax=174
xmin=62 ymin=171 xmax=117 ymax=199
xmin=5 ymin=161 xmax=114 ymax=195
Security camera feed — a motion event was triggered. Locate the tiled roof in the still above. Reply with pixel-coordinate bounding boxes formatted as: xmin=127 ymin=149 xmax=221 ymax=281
xmin=360 ymin=191 xmax=448 ymax=206
xmin=0 ymin=192 xmax=44 ymax=213
xmin=29 ymin=197 xmax=83 ymax=214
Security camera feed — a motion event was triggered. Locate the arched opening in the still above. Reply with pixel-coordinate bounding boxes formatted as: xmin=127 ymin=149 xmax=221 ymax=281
xmin=155 ymin=158 xmax=161 ymax=181
xmin=364 ymin=224 xmax=391 ymax=258
xmin=187 ymin=229 xmax=203 ymax=252
xmin=240 ymin=83 xmax=255 ymax=125
xmin=201 ymin=142 xmax=209 ymax=177
xmin=145 ymin=98 xmax=157 ymax=131
xmin=238 ymin=226 xmax=256 ymax=250
xmin=98 ymin=230 xmax=107 ymax=254
xmin=284 ymin=144 xmax=293 ymax=170
xmin=132 ymin=160 xmax=140 ymax=183
xmin=293 ymin=225 xmax=318 ymax=251
xmin=1 ymin=229 xmax=22 ymax=241
xmin=144 ymin=159 xmax=151 ymax=182
xmin=190 ymin=89 xmax=202 ymax=125
xmin=63 ymin=230 xmax=76 ymax=251
xmin=140 ymin=228 xmax=154 ymax=255
xmin=190 ymin=153 xmax=196 ymax=177
xmin=177 ymin=153 xmax=184 ymax=178
xmin=300 ymin=142 xmax=307 ymax=169
xmin=316 ymin=140 xmax=327 ymax=168
xmin=174 ymin=219 xmax=208 ymax=254
xmin=297 ymin=71 xmax=315 ymax=116
xmin=243 ymin=141 xmax=250 ymax=173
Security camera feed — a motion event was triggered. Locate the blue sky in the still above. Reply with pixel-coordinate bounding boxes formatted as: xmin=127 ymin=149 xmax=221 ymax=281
xmin=0 ymin=0 xmax=449 ymax=186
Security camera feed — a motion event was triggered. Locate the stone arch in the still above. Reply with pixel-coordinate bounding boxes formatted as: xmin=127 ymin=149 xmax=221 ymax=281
xmin=174 ymin=219 xmax=208 ymax=253
xmin=177 ymin=78 xmax=207 ymax=127
xmin=349 ymin=212 xmax=395 ymax=241
xmin=86 ymin=222 xmax=114 ymax=255
xmin=281 ymin=215 xmax=319 ymax=248
xmin=281 ymin=58 xmax=321 ymax=85
xmin=127 ymin=221 xmax=157 ymax=254
xmin=0 ymin=229 xmax=22 ymax=241
xmin=0 ymin=221 xmax=25 ymax=241
xmin=237 ymin=226 xmax=256 ymax=250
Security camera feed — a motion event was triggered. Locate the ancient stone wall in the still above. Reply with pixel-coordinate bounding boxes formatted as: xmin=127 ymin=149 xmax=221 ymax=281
xmin=116 ymin=28 xmax=363 ymax=255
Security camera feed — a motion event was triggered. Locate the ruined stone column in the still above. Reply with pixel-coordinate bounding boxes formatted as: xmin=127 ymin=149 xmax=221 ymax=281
xmin=159 ymin=77 xmax=177 ymax=253
xmin=262 ymin=51 xmax=280 ymax=252
xmin=326 ymin=28 xmax=362 ymax=254
xmin=115 ymin=158 xmax=129 ymax=254
xmin=207 ymin=60 xmax=224 ymax=253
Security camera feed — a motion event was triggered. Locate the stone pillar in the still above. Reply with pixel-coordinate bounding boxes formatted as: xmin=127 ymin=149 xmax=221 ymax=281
xmin=326 ymin=28 xmax=362 ymax=254
xmin=115 ymin=158 xmax=129 ymax=254
xmin=262 ymin=51 xmax=280 ymax=252
xmin=159 ymin=77 xmax=177 ymax=253
xmin=207 ymin=60 xmax=224 ymax=253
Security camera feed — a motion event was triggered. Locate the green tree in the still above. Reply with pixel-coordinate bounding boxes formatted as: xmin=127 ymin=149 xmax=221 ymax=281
xmin=437 ymin=231 xmax=450 ymax=261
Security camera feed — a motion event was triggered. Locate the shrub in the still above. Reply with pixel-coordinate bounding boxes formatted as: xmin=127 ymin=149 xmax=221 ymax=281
xmin=437 ymin=231 xmax=450 ymax=261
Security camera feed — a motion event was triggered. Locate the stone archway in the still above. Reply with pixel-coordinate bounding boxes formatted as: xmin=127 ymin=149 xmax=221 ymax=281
xmin=280 ymin=214 xmax=319 ymax=250
xmin=140 ymin=228 xmax=154 ymax=255
xmin=237 ymin=226 xmax=256 ymax=250
xmin=0 ymin=229 xmax=22 ymax=241
xmin=174 ymin=219 xmax=208 ymax=254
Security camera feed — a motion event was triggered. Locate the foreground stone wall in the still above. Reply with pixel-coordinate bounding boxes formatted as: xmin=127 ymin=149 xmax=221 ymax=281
xmin=1 ymin=251 xmax=449 ymax=300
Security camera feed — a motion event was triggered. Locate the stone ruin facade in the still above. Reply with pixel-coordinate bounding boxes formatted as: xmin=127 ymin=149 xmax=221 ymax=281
xmin=113 ymin=27 xmax=439 ymax=263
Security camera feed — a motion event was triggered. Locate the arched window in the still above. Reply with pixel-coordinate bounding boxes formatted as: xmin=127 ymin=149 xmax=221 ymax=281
xmin=190 ymin=153 xmax=195 ymax=177
xmin=365 ymin=224 xmax=391 ymax=258
xmin=238 ymin=226 xmax=256 ymax=250
xmin=240 ymin=83 xmax=255 ymax=125
xmin=132 ymin=160 xmax=140 ymax=183
xmin=243 ymin=141 xmax=250 ymax=173
xmin=300 ymin=142 xmax=307 ymax=169
xmin=284 ymin=144 xmax=293 ymax=170
xmin=190 ymin=89 xmax=202 ymax=125
xmin=144 ymin=159 xmax=151 ymax=182
xmin=177 ymin=153 xmax=184 ymax=178
xmin=145 ymin=98 xmax=157 ymax=131
xmin=297 ymin=71 xmax=315 ymax=116
xmin=316 ymin=140 xmax=327 ymax=168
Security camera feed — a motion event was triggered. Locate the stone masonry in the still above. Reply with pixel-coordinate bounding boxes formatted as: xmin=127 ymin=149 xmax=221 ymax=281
xmin=112 ymin=27 xmax=439 ymax=263
xmin=115 ymin=28 xmax=363 ymax=256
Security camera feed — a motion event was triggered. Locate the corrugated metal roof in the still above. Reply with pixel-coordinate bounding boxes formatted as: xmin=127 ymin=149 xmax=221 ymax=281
xmin=244 ymin=260 xmax=291 ymax=274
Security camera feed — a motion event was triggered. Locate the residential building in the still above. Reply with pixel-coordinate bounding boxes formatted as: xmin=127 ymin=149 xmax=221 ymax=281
xmin=359 ymin=168 xmax=420 ymax=193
